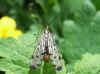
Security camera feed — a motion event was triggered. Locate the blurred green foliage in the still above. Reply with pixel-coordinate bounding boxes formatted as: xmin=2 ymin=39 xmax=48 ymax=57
xmin=0 ymin=0 xmax=100 ymax=74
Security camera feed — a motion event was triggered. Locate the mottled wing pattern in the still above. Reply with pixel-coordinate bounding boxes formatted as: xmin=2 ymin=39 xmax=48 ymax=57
xmin=30 ymin=26 xmax=62 ymax=71
xmin=30 ymin=33 xmax=46 ymax=70
xmin=48 ymin=33 xmax=62 ymax=71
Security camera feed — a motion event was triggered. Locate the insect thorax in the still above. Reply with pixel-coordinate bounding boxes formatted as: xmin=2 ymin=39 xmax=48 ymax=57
xmin=42 ymin=40 xmax=50 ymax=56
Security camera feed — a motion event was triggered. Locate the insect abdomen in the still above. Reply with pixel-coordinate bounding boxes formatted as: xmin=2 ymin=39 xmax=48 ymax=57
xmin=44 ymin=56 xmax=50 ymax=62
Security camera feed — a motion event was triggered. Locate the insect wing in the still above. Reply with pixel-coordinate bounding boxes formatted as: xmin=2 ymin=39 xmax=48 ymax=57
xmin=48 ymin=33 xmax=62 ymax=71
xmin=30 ymin=34 xmax=45 ymax=70
xmin=30 ymin=27 xmax=62 ymax=71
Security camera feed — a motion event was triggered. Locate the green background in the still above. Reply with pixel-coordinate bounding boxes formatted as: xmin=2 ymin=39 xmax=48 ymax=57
xmin=0 ymin=0 xmax=100 ymax=74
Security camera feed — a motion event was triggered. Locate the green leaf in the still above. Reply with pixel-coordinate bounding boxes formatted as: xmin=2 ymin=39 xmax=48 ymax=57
xmin=0 ymin=33 xmax=36 ymax=74
xmin=74 ymin=53 xmax=100 ymax=74
xmin=0 ymin=32 xmax=66 ymax=74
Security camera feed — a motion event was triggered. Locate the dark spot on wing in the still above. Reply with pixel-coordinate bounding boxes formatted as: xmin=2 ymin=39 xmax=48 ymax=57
xmin=30 ymin=65 xmax=36 ymax=70
xmin=41 ymin=53 xmax=44 ymax=55
xmin=36 ymin=55 xmax=39 ymax=58
xmin=59 ymin=56 xmax=61 ymax=60
xmin=38 ymin=42 xmax=40 ymax=45
xmin=54 ymin=42 xmax=56 ymax=46
xmin=54 ymin=56 xmax=57 ymax=59
xmin=57 ymin=66 xmax=62 ymax=71
xmin=37 ymin=64 xmax=41 ymax=66
xmin=53 ymin=47 xmax=56 ymax=50
xmin=32 ymin=55 xmax=34 ymax=59
xmin=54 ymin=48 xmax=56 ymax=50
xmin=37 ymin=47 xmax=39 ymax=50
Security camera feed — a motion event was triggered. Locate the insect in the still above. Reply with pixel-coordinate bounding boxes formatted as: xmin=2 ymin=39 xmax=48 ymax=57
xmin=30 ymin=26 xmax=62 ymax=71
